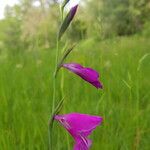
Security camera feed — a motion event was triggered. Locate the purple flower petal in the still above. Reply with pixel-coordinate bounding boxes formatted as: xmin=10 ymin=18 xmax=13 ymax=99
xmin=74 ymin=138 xmax=92 ymax=150
xmin=62 ymin=63 xmax=103 ymax=89
xmin=54 ymin=113 xmax=103 ymax=150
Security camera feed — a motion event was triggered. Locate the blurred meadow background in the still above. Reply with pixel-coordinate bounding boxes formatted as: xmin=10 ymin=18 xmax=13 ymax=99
xmin=0 ymin=0 xmax=150 ymax=149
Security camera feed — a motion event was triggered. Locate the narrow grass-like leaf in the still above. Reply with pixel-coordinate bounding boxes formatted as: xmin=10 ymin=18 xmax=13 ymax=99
xmin=54 ymin=98 xmax=64 ymax=115
xmin=54 ymin=44 xmax=76 ymax=77
xmin=48 ymin=98 xmax=64 ymax=150
xmin=61 ymin=0 xmax=70 ymax=12
xmin=58 ymin=5 xmax=78 ymax=40
xmin=137 ymin=53 xmax=150 ymax=71
xmin=49 ymin=97 xmax=64 ymax=126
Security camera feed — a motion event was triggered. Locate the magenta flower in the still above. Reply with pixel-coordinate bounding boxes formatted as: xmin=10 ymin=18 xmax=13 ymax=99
xmin=62 ymin=63 xmax=103 ymax=89
xmin=54 ymin=113 xmax=103 ymax=150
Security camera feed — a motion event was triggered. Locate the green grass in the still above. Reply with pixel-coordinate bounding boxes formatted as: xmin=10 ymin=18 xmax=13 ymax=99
xmin=0 ymin=35 xmax=150 ymax=150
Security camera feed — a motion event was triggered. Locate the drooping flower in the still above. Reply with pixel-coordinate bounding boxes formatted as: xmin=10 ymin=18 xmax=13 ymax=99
xmin=62 ymin=63 xmax=103 ymax=89
xmin=54 ymin=113 xmax=103 ymax=150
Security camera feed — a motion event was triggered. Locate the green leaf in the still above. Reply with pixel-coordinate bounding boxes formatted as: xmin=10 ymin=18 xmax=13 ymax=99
xmin=49 ymin=97 xmax=64 ymax=126
xmin=54 ymin=44 xmax=76 ymax=77
xmin=61 ymin=0 xmax=70 ymax=12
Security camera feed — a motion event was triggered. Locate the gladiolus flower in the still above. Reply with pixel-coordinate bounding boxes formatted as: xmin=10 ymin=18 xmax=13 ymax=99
xmin=54 ymin=113 xmax=103 ymax=150
xmin=62 ymin=63 xmax=103 ymax=89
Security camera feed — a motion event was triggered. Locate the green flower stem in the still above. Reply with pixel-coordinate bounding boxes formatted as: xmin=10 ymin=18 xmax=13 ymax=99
xmin=48 ymin=121 xmax=53 ymax=150
xmin=59 ymin=7 xmax=69 ymax=149
xmin=48 ymin=4 xmax=64 ymax=150
xmin=60 ymin=46 xmax=71 ymax=150
xmin=48 ymin=36 xmax=59 ymax=150
xmin=60 ymin=6 xmax=64 ymax=22
xmin=53 ymin=39 xmax=59 ymax=109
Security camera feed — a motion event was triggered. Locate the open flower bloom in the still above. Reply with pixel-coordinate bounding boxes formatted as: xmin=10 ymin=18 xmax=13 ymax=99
xmin=62 ymin=63 xmax=103 ymax=89
xmin=54 ymin=113 xmax=103 ymax=150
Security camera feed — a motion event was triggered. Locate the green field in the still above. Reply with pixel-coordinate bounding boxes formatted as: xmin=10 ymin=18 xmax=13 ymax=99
xmin=0 ymin=35 xmax=150 ymax=150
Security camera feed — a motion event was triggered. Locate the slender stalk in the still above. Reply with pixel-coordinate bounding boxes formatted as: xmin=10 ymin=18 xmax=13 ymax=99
xmin=48 ymin=35 xmax=59 ymax=150
xmin=59 ymin=8 xmax=71 ymax=148
xmin=48 ymin=4 xmax=65 ymax=150
xmin=52 ymin=39 xmax=59 ymax=111
xmin=48 ymin=122 xmax=53 ymax=150
xmin=60 ymin=46 xmax=71 ymax=149
xmin=48 ymin=2 xmax=60 ymax=146
xmin=60 ymin=6 xmax=64 ymax=22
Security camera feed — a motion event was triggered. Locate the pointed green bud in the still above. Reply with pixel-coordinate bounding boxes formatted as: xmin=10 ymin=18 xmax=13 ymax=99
xmin=58 ymin=5 xmax=78 ymax=40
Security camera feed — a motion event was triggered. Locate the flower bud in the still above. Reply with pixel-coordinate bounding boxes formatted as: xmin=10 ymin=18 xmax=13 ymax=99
xmin=58 ymin=5 xmax=78 ymax=40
